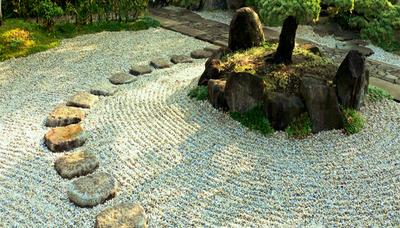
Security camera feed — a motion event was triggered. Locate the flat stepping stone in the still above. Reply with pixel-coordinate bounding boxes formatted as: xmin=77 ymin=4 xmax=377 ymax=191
xmin=44 ymin=124 xmax=87 ymax=152
xmin=55 ymin=151 xmax=99 ymax=179
xmin=204 ymin=45 xmax=222 ymax=54
xmin=109 ymin=73 xmax=136 ymax=85
xmin=150 ymin=58 xmax=172 ymax=69
xmin=90 ymin=83 xmax=119 ymax=96
xmin=46 ymin=106 xmax=85 ymax=127
xmin=170 ymin=55 xmax=193 ymax=64
xmin=129 ymin=65 xmax=153 ymax=76
xmin=68 ymin=172 xmax=117 ymax=207
xmin=95 ymin=203 xmax=148 ymax=228
xmin=67 ymin=92 xmax=99 ymax=109
xmin=190 ymin=49 xmax=213 ymax=59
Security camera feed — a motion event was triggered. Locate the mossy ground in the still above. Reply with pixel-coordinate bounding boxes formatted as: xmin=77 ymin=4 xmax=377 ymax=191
xmin=0 ymin=17 xmax=160 ymax=61
xmin=188 ymin=86 xmax=208 ymax=101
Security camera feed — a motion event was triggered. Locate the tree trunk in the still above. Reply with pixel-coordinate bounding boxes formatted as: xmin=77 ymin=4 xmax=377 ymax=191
xmin=0 ymin=0 xmax=3 ymax=26
xmin=273 ymin=16 xmax=298 ymax=65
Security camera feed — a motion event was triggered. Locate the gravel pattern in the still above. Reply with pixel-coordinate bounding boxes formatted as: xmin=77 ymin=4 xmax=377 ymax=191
xmin=195 ymin=10 xmax=400 ymax=67
xmin=0 ymin=27 xmax=400 ymax=227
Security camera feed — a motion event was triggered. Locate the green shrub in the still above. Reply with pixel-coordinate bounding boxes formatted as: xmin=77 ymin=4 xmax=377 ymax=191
xmin=230 ymin=105 xmax=274 ymax=135
xmin=33 ymin=0 xmax=64 ymax=29
xmin=368 ymin=86 xmax=394 ymax=102
xmin=258 ymin=0 xmax=321 ymax=26
xmin=285 ymin=113 xmax=312 ymax=138
xmin=342 ymin=108 xmax=365 ymax=134
xmin=188 ymin=86 xmax=208 ymax=101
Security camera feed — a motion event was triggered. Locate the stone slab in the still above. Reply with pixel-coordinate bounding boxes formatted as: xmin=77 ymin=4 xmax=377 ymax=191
xmin=46 ymin=106 xmax=85 ymax=127
xmin=370 ymin=77 xmax=400 ymax=101
xmin=67 ymin=92 xmax=99 ymax=109
xmin=169 ymin=25 xmax=206 ymax=37
xmin=95 ymin=203 xmax=148 ymax=228
xmin=150 ymin=58 xmax=172 ymax=69
xmin=170 ymin=55 xmax=193 ymax=64
xmin=44 ymin=124 xmax=87 ymax=152
xmin=90 ymin=83 xmax=119 ymax=96
xmin=109 ymin=73 xmax=136 ymax=85
xmin=129 ymin=65 xmax=153 ymax=76
xmin=55 ymin=151 xmax=99 ymax=179
xmin=190 ymin=49 xmax=213 ymax=59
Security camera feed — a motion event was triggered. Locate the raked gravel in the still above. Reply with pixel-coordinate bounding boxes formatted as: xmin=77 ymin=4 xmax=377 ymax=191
xmin=194 ymin=9 xmax=400 ymax=67
xmin=0 ymin=27 xmax=399 ymax=227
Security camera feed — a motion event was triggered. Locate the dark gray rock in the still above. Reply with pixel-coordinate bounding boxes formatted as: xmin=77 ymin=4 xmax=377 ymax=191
xmin=227 ymin=0 xmax=245 ymax=10
xmin=150 ymin=58 xmax=172 ymax=69
xmin=190 ymin=50 xmax=213 ymax=59
xmin=334 ymin=50 xmax=369 ymax=110
xmin=228 ymin=7 xmax=265 ymax=52
xmin=225 ymin=72 xmax=265 ymax=113
xmin=204 ymin=45 xmax=222 ymax=54
xmin=109 ymin=73 xmax=136 ymax=85
xmin=300 ymin=77 xmax=344 ymax=133
xmin=129 ymin=65 xmax=153 ymax=76
xmin=208 ymin=79 xmax=228 ymax=110
xmin=264 ymin=92 xmax=305 ymax=130
xmin=170 ymin=55 xmax=193 ymax=64
xmin=273 ymin=16 xmax=298 ymax=64
xmin=198 ymin=59 xmax=223 ymax=86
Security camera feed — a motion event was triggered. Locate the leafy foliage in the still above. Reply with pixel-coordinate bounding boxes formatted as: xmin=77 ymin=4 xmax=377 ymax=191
xmin=33 ymin=0 xmax=63 ymax=29
xmin=342 ymin=108 xmax=365 ymax=134
xmin=230 ymin=105 xmax=274 ymax=135
xmin=285 ymin=113 xmax=312 ymax=138
xmin=367 ymin=85 xmax=394 ymax=102
xmin=258 ymin=0 xmax=321 ymax=25
xmin=188 ymin=86 xmax=208 ymax=101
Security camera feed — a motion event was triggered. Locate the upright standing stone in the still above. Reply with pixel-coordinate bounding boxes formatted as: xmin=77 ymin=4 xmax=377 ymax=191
xmin=228 ymin=7 xmax=265 ymax=52
xmin=208 ymin=79 xmax=228 ymax=110
xmin=273 ymin=16 xmax=298 ymax=64
xmin=334 ymin=50 xmax=369 ymax=110
xmin=95 ymin=203 xmax=148 ymax=228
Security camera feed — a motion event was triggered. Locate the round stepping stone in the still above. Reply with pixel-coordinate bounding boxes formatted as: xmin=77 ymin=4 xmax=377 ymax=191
xmin=109 ymin=73 xmax=136 ymax=85
xmin=204 ymin=45 xmax=222 ymax=53
xmin=95 ymin=203 xmax=148 ymax=228
xmin=67 ymin=92 xmax=99 ymax=109
xmin=170 ymin=55 xmax=193 ymax=64
xmin=129 ymin=65 xmax=153 ymax=76
xmin=68 ymin=172 xmax=117 ymax=207
xmin=46 ymin=106 xmax=85 ymax=127
xmin=44 ymin=124 xmax=87 ymax=152
xmin=150 ymin=58 xmax=172 ymax=69
xmin=90 ymin=83 xmax=119 ymax=96
xmin=55 ymin=151 xmax=99 ymax=179
xmin=190 ymin=49 xmax=213 ymax=59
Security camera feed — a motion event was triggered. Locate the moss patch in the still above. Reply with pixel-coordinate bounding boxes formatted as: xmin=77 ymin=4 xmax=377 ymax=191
xmin=230 ymin=105 xmax=274 ymax=135
xmin=285 ymin=113 xmax=312 ymax=139
xmin=188 ymin=86 xmax=208 ymax=101
xmin=343 ymin=108 xmax=365 ymax=135
xmin=368 ymin=85 xmax=394 ymax=102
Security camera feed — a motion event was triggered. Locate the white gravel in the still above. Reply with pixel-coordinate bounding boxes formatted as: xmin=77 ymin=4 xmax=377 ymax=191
xmin=195 ymin=10 xmax=400 ymax=67
xmin=0 ymin=27 xmax=400 ymax=227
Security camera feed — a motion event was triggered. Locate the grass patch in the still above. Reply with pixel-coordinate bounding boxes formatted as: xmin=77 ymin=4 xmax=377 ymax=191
xmin=230 ymin=105 xmax=274 ymax=135
xmin=368 ymin=85 xmax=394 ymax=102
xmin=343 ymin=108 xmax=365 ymax=135
xmin=188 ymin=85 xmax=208 ymax=101
xmin=285 ymin=113 xmax=312 ymax=139
xmin=0 ymin=17 xmax=160 ymax=61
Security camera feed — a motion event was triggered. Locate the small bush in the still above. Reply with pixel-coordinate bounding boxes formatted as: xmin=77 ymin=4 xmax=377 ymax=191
xmin=343 ymin=108 xmax=365 ymax=134
xmin=188 ymin=86 xmax=208 ymax=101
xmin=368 ymin=86 xmax=394 ymax=102
xmin=285 ymin=113 xmax=312 ymax=138
xmin=230 ymin=105 xmax=274 ymax=135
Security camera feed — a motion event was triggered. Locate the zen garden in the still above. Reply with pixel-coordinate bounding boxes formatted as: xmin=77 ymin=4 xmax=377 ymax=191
xmin=0 ymin=0 xmax=399 ymax=227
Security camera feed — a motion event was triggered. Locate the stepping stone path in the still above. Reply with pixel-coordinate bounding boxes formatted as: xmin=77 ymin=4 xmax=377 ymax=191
xmin=46 ymin=106 xmax=85 ymax=127
xmin=130 ymin=65 xmax=153 ymax=76
xmin=95 ymin=203 xmax=148 ymax=228
xmin=90 ymin=83 xmax=119 ymax=96
xmin=190 ymin=49 xmax=213 ymax=59
xmin=44 ymin=124 xmax=87 ymax=152
xmin=150 ymin=58 xmax=173 ymax=69
xmin=67 ymin=92 xmax=99 ymax=109
xmin=109 ymin=72 xmax=136 ymax=85
xmin=204 ymin=45 xmax=222 ymax=54
xmin=170 ymin=55 xmax=193 ymax=64
xmin=55 ymin=151 xmax=99 ymax=179
xmin=67 ymin=172 xmax=117 ymax=207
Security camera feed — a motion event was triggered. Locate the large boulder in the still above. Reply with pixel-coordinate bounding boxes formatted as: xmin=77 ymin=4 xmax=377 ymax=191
xmin=264 ymin=92 xmax=305 ymax=130
xmin=198 ymin=59 xmax=224 ymax=86
xmin=208 ymin=79 xmax=228 ymax=110
xmin=228 ymin=7 xmax=265 ymax=52
xmin=300 ymin=77 xmax=344 ymax=133
xmin=334 ymin=50 xmax=369 ymax=110
xmin=225 ymin=72 xmax=265 ymax=113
